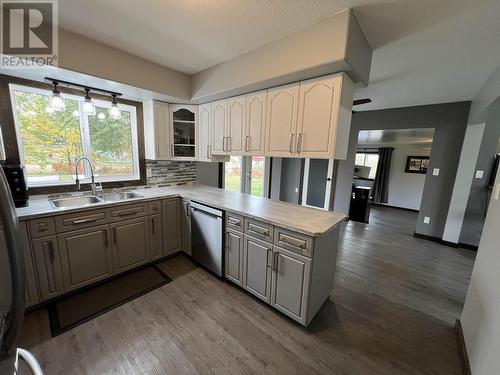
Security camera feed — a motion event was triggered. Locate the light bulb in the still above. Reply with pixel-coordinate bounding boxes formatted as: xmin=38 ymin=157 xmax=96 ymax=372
xmin=97 ymin=112 xmax=106 ymax=120
xmin=110 ymin=105 xmax=120 ymax=119
xmin=50 ymin=82 xmax=65 ymax=111
xmin=83 ymin=88 xmax=95 ymax=114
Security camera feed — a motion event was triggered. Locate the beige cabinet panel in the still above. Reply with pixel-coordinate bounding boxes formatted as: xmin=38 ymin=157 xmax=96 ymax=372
xmin=144 ymin=100 xmax=170 ymax=160
xmin=265 ymin=83 xmax=300 ymax=157
xmin=163 ymin=198 xmax=181 ymax=256
xmin=271 ymin=246 xmax=311 ymax=324
xmin=198 ymin=103 xmax=212 ymax=161
xmin=181 ymin=200 xmax=192 ymax=256
xmin=225 ymin=229 xmax=243 ymax=286
xmin=226 ymin=96 xmax=246 ymax=154
xmin=211 ymin=100 xmax=227 ymax=154
xmin=242 ymin=235 xmax=272 ymax=303
xmin=296 ymin=75 xmax=342 ymax=158
xmin=245 ymin=90 xmax=267 ymax=155
xmin=32 ymin=235 xmax=64 ymax=301
xmin=19 ymin=222 xmax=39 ymax=307
xmin=111 ymin=218 xmax=150 ymax=273
xmin=58 ymin=225 xmax=114 ymax=292
xmin=150 ymin=215 xmax=164 ymax=260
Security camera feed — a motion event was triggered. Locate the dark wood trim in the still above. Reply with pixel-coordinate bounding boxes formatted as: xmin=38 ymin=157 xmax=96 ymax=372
xmin=371 ymin=202 xmax=419 ymax=213
xmin=0 ymin=74 xmax=147 ymax=194
xmin=455 ymin=319 xmax=472 ymax=375
xmin=413 ymin=232 xmax=478 ymax=251
xmin=218 ymin=162 xmax=224 ymax=189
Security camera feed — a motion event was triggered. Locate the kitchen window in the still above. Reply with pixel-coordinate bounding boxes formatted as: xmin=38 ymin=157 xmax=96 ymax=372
xmin=10 ymin=84 xmax=140 ymax=187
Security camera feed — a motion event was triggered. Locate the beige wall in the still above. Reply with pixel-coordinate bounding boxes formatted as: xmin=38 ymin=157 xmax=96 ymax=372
xmin=191 ymin=9 xmax=371 ymax=103
xmin=58 ymin=30 xmax=192 ymax=101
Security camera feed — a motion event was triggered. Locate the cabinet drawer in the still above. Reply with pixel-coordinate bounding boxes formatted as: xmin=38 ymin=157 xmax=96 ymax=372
xmin=55 ymin=210 xmax=108 ymax=233
xmin=244 ymin=218 xmax=274 ymax=243
xmin=29 ymin=217 xmax=56 ymax=238
xmin=226 ymin=212 xmax=243 ymax=232
xmin=274 ymin=227 xmax=313 ymax=257
xmin=148 ymin=200 xmax=162 ymax=215
xmin=110 ymin=203 xmax=148 ymax=222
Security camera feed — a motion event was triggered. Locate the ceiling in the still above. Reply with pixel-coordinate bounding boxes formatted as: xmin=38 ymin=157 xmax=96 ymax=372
xmin=358 ymin=129 xmax=435 ymax=145
xmin=58 ymin=0 xmax=500 ymax=110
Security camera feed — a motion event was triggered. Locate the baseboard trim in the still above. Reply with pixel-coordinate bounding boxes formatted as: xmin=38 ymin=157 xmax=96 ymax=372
xmin=371 ymin=202 xmax=420 ymax=213
xmin=455 ymin=319 xmax=471 ymax=375
xmin=413 ymin=233 xmax=478 ymax=251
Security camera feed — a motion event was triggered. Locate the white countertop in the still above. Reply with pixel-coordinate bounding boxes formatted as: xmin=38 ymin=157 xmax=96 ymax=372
xmin=16 ymin=184 xmax=346 ymax=236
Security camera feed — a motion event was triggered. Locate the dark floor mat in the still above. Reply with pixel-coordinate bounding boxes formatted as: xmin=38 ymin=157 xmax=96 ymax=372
xmin=47 ymin=265 xmax=171 ymax=336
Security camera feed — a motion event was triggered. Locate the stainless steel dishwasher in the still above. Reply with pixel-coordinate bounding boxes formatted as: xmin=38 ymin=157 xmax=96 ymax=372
xmin=190 ymin=201 xmax=224 ymax=277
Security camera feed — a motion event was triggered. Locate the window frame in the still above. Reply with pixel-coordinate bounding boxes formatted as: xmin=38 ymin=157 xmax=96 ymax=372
xmin=223 ymin=155 xmax=270 ymax=197
xmin=1 ymin=75 xmax=146 ymax=194
xmin=355 ymin=151 xmax=379 ymax=180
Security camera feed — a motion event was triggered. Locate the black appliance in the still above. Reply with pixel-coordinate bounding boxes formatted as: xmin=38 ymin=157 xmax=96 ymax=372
xmin=1 ymin=165 xmax=28 ymax=207
xmin=349 ymin=186 xmax=372 ymax=224
xmin=488 ymin=154 xmax=500 ymax=189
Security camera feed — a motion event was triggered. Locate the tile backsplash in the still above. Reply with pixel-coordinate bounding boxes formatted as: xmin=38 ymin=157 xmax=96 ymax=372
xmin=146 ymin=160 xmax=197 ymax=186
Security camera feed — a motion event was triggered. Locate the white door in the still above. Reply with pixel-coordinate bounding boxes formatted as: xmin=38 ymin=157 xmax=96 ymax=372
xmin=226 ymin=96 xmax=246 ymax=155
xmin=211 ymin=100 xmax=227 ymax=155
xmin=296 ymin=75 xmax=342 ymax=159
xmin=198 ymin=103 xmax=211 ymax=161
xmin=301 ymin=158 xmax=334 ymax=210
xmin=245 ymin=90 xmax=267 ymax=155
xmin=265 ymin=83 xmax=300 ymax=157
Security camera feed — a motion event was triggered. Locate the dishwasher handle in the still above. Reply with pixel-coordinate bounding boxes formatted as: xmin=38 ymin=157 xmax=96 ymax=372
xmin=190 ymin=201 xmax=223 ymax=218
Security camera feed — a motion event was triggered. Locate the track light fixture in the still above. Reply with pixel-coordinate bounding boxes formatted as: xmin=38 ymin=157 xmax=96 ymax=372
xmin=50 ymin=82 xmax=65 ymax=111
xmin=83 ymin=88 xmax=95 ymax=114
xmin=110 ymin=94 xmax=121 ymax=119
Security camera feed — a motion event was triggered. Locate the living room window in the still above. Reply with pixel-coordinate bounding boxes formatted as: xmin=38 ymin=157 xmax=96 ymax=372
xmin=10 ymin=84 xmax=140 ymax=187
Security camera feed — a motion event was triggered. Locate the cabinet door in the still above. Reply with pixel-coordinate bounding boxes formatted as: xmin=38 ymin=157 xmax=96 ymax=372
xmin=163 ymin=198 xmax=181 ymax=256
xmin=58 ymin=225 xmax=114 ymax=292
xmin=245 ymin=91 xmax=267 ymax=155
xmin=181 ymin=200 xmax=192 ymax=255
xmin=226 ymin=96 xmax=246 ymax=154
xmin=296 ymin=75 xmax=342 ymax=158
xmin=144 ymin=100 xmax=170 ymax=160
xmin=198 ymin=103 xmax=212 ymax=161
xmin=270 ymin=246 xmax=311 ymax=324
xmin=170 ymin=105 xmax=197 ymax=160
xmin=211 ymin=100 xmax=227 ymax=154
xmin=19 ymin=222 xmax=39 ymax=307
xmin=150 ymin=215 xmax=164 ymax=260
xmin=265 ymin=83 xmax=299 ymax=157
xmin=242 ymin=235 xmax=272 ymax=303
xmin=225 ymin=229 xmax=243 ymax=286
xmin=32 ymin=236 xmax=64 ymax=301
xmin=111 ymin=218 xmax=150 ymax=273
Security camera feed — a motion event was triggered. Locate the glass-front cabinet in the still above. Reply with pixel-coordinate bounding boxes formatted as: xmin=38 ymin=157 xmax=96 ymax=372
xmin=169 ymin=104 xmax=197 ymax=160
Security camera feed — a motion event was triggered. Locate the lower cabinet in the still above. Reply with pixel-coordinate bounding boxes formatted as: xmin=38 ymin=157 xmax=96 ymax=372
xmin=58 ymin=225 xmax=114 ymax=292
xmin=19 ymin=222 xmax=39 ymax=308
xmin=111 ymin=217 xmax=151 ymax=273
xmin=149 ymin=214 xmax=164 ymax=260
xmin=225 ymin=229 xmax=243 ymax=286
xmin=163 ymin=198 xmax=181 ymax=256
xmin=270 ymin=246 xmax=311 ymax=324
xmin=242 ymin=235 xmax=272 ymax=303
xmin=31 ymin=235 xmax=64 ymax=301
xmin=180 ymin=199 xmax=192 ymax=255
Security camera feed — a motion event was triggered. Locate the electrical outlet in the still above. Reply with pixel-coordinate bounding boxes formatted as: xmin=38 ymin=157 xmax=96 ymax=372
xmin=424 ymin=216 xmax=431 ymax=224
xmin=295 ymin=187 xmax=299 ymax=193
xmin=475 ymin=170 xmax=484 ymax=179
xmin=432 ymin=168 xmax=440 ymax=176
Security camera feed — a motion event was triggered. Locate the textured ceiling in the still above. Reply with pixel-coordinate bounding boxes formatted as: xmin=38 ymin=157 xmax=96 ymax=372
xmin=58 ymin=0 xmax=500 ymax=110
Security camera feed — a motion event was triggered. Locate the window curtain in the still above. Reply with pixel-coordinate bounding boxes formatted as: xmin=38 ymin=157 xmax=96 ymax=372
xmin=372 ymin=147 xmax=394 ymax=203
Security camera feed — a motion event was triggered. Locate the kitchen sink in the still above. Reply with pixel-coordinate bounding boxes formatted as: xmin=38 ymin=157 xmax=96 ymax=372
xmin=49 ymin=195 xmax=103 ymax=209
xmin=100 ymin=191 xmax=143 ymax=202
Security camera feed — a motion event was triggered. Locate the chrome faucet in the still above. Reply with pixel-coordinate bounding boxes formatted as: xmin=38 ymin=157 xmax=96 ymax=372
xmin=74 ymin=157 xmax=101 ymax=196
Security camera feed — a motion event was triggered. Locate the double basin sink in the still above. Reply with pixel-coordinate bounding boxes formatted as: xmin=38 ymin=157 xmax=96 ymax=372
xmin=49 ymin=191 xmax=143 ymax=209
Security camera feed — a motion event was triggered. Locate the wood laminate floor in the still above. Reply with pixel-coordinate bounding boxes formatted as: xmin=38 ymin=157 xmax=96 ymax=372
xmin=18 ymin=206 xmax=476 ymax=375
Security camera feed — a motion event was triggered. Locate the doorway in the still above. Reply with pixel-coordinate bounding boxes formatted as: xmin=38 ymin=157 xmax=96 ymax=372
xmin=301 ymin=159 xmax=334 ymax=210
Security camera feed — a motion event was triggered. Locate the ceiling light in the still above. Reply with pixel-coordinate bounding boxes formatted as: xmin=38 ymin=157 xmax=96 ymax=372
xmin=110 ymin=94 xmax=120 ymax=119
xmin=50 ymin=82 xmax=65 ymax=111
xmin=83 ymin=88 xmax=95 ymax=114
xmin=97 ymin=112 xmax=106 ymax=120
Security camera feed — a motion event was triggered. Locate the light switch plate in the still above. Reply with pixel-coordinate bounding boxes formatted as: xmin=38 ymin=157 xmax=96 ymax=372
xmin=475 ymin=170 xmax=484 ymax=179
xmin=424 ymin=216 xmax=431 ymax=224
xmin=432 ymin=168 xmax=440 ymax=176
xmin=295 ymin=187 xmax=299 ymax=193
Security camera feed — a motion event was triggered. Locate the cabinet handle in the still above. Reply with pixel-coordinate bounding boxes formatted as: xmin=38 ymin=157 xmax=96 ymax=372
xmin=248 ymin=223 xmax=269 ymax=236
xmin=113 ymin=227 xmax=117 ymax=245
xmin=272 ymin=252 xmax=279 ymax=272
xmin=38 ymin=222 xmax=48 ymax=231
xmin=208 ymin=145 xmax=212 ymax=158
xmin=228 ymin=218 xmax=241 ymax=226
xmin=206 ymin=145 xmax=210 ymax=159
xmin=73 ymin=218 xmax=98 ymax=225
xmin=297 ymin=133 xmax=303 ymax=153
xmin=245 ymin=136 xmax=250 ymax=152
xmin=151 ymin=218 xmax=155 ymax=235
xmin=117 ymin=208 xmax=141 ymax=217
xmin=289 ymin=133 xmax=295 ymax=153
xmin=266 ymin=249 xmax=272 ymax=268
xmin=187 ymin=203 xmax=191 ymax=217
xmin=171 ymin=144 xmax=175 ymax=157
xmin=47 ymin=241 xmax=55 ymax=263
xmin=156 ymin=143 xmax=160 ymax=157
xmin=279 ymin=233 xmax=306 ymax=249
xmin=228 ymin=137 xmax=232 ymax=151
xmin=104 ymin=230 xmax=108 ymax=248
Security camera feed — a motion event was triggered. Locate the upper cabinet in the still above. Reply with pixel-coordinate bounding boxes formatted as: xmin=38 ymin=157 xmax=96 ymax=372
xmin=226 ymin=96 xmax=246 ymax=155
xmin=198 ymin=103 xmax=212 ymax=162
xmin=169 ymin=105 xmax=198 ymax=160
xmin=143 ymin=100 xmax=170 ymax=160
xmin=245 ymin=90 xmax=267 ymax=155
xmin=211 ymin=100 xmax=227 ymax=155
xmin=265 ymin=83 xmax=300 ymax=157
